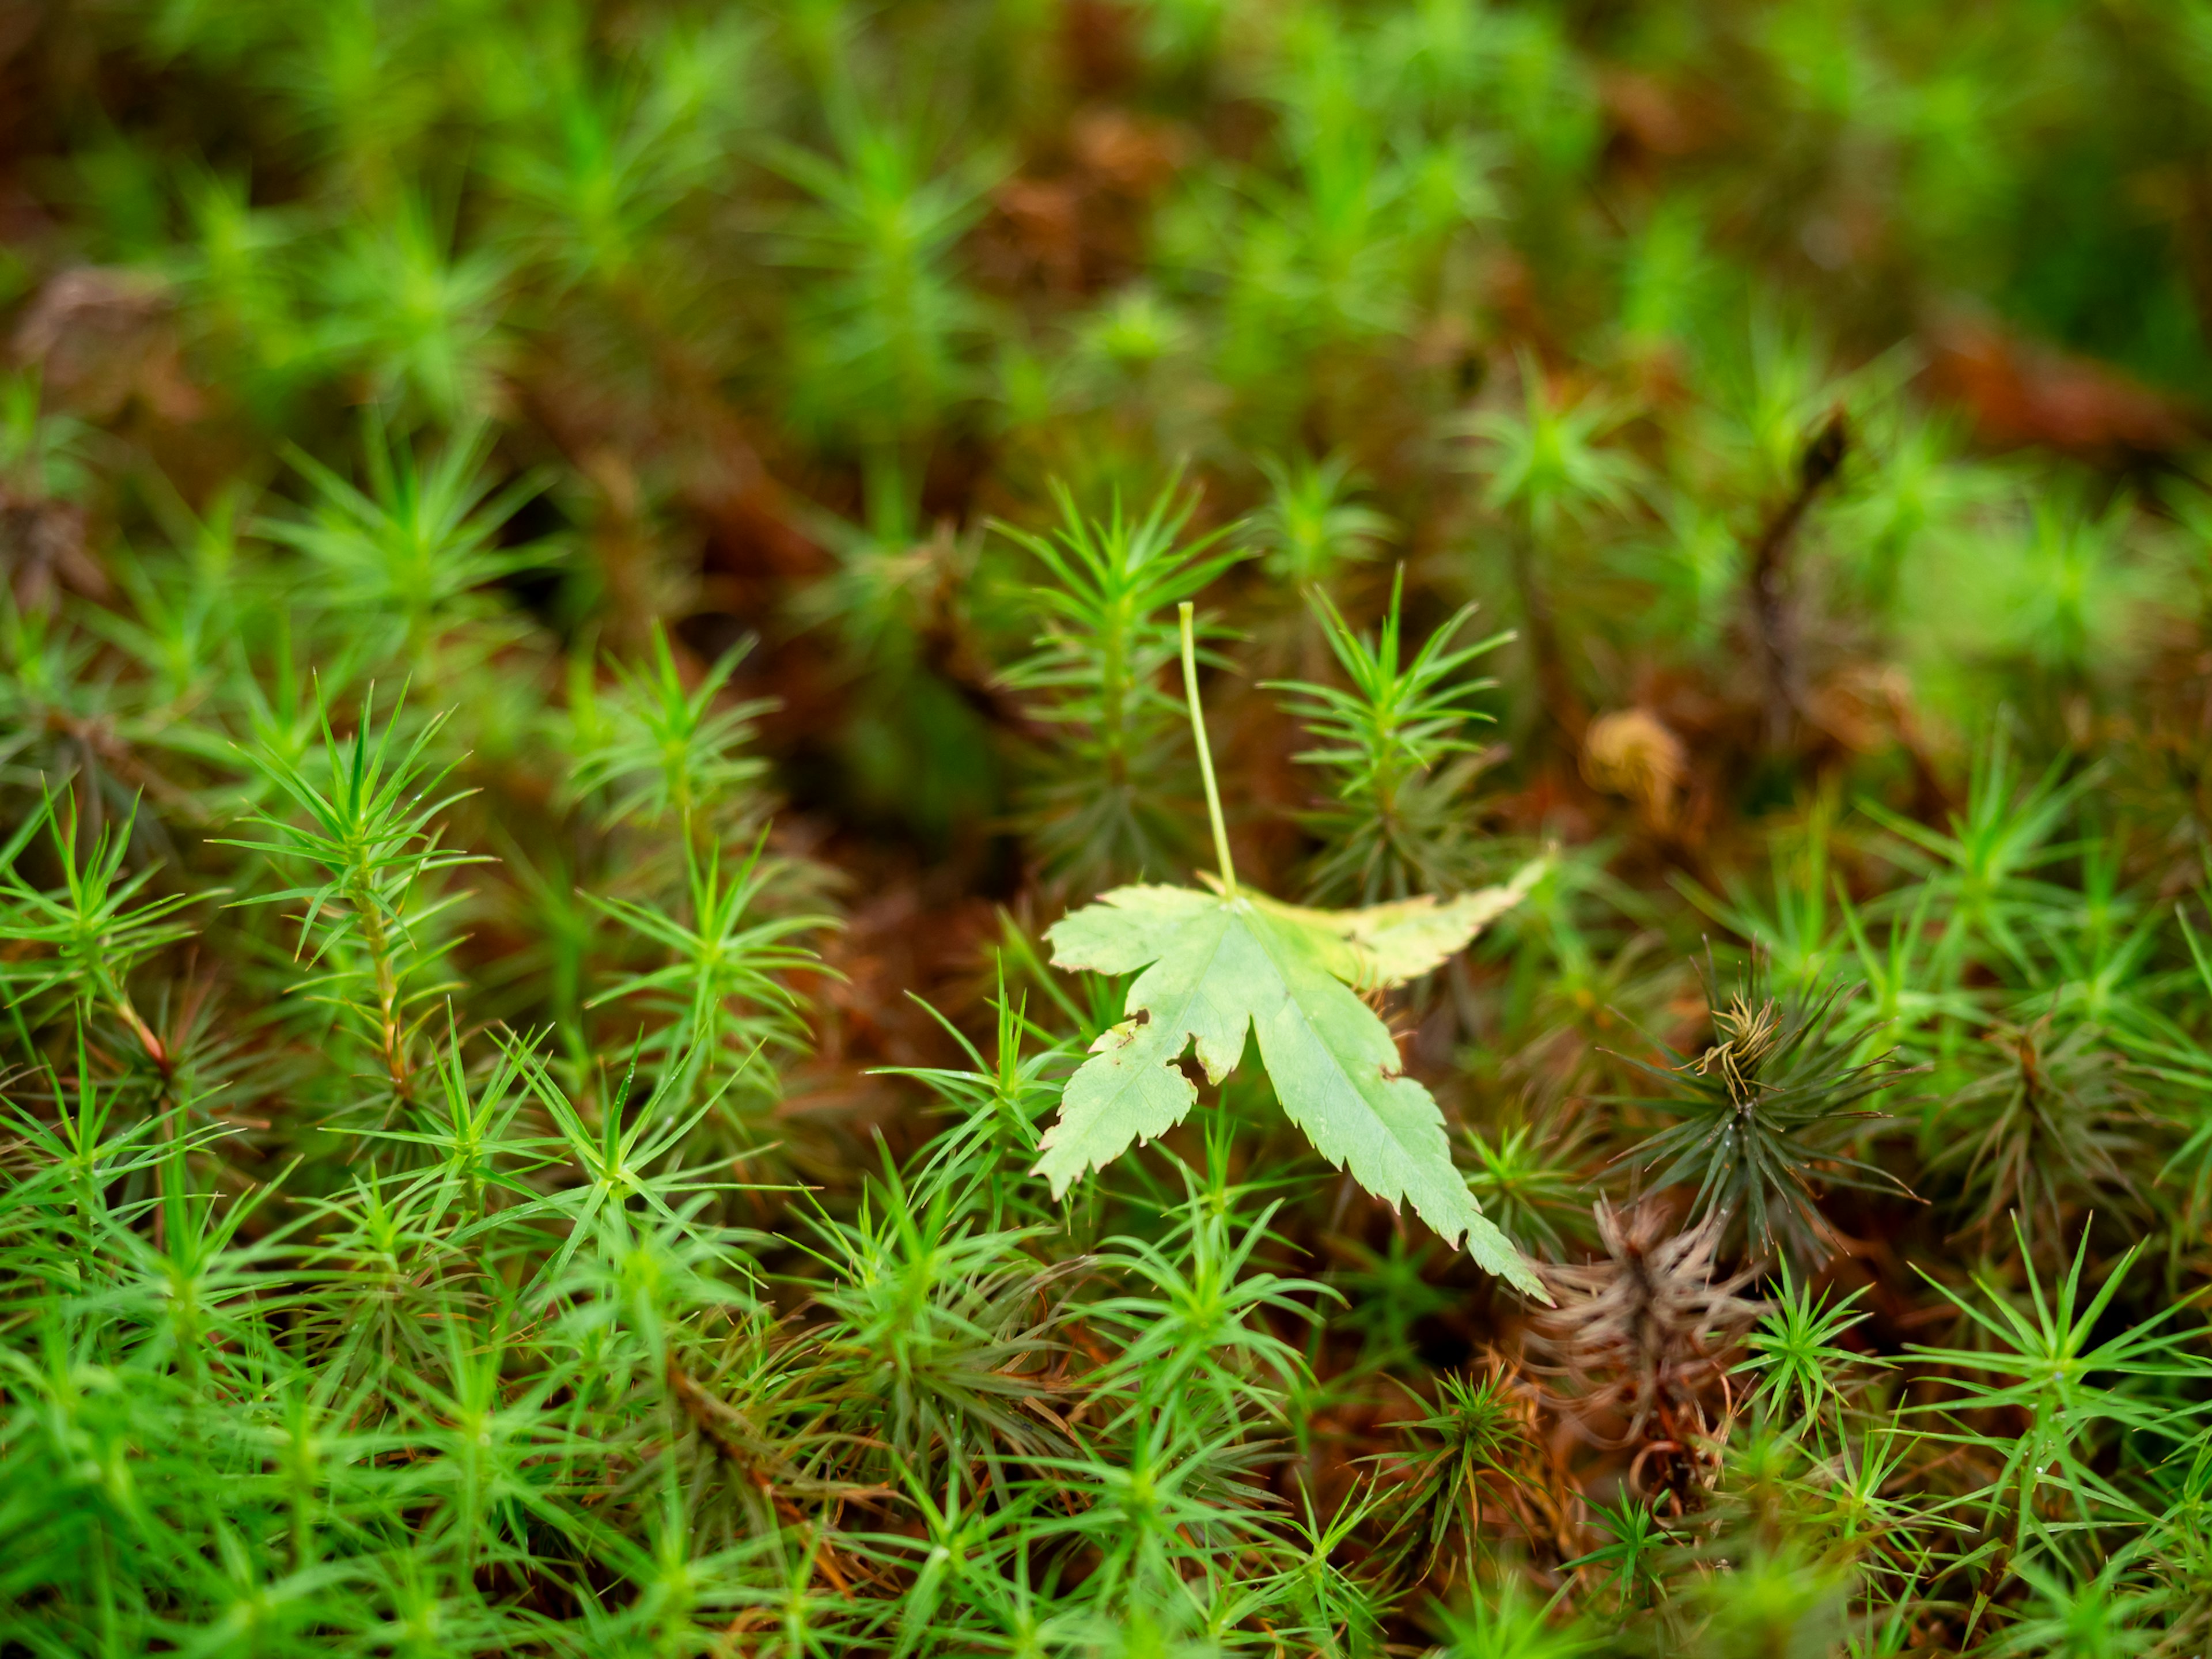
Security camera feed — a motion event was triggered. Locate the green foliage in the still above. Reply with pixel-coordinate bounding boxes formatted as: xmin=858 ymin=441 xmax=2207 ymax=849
xmin=566 ymin=622 xmax=771 ymax=835
xmin=1270 ymin=570 xmax=1511 ymax=903
xmin=222 ymin=685 xmax=482 ymax=1105
xmin=1910 ymin=1226 xmax=2210 ymax=1558
xmin=1735 ymin=1260 xmax=1885 ymax=1429
xmin=9 ymin=0 xmax=2212 ymax=1650
xmin=0 ymin=792 xmax=204 ymax=1065
xmin=1615 ymin=978 xmax=1913 ymax=1262
xmin=268 ymin=420 xmax=551 ymax=671
xmin=588 ymin=828 xmax=826 ymax=1107
xmin=1001 ymin=482 xmax=1245 ymax=888
xmin=1469 ymin=358 xmax=1641 ymax=544
xmin=1249 ymin=450 xmax=1393 ymax=588
xmin=1393 ymin=1365 xmax=1539 ymax=1574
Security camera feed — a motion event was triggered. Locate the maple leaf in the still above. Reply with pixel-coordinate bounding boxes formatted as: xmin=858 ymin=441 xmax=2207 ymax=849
xmin=1036 ymin=868 xmax=1546 ymax=1297
xmin=1030 ymin=603 xmax=1548 ymax=1301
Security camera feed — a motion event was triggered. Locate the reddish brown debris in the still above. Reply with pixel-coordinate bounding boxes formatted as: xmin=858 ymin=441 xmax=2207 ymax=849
xmin=1922 ymin=310 xmax=2203 ymax=461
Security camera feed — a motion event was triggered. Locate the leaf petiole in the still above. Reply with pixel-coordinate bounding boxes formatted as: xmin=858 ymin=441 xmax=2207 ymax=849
xmin=1179 ymin=601 xmax=1237 ymax=896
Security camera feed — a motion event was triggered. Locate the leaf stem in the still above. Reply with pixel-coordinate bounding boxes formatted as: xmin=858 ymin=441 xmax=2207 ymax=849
xmin=1179 ymin=603 xmax=1237 ymax=896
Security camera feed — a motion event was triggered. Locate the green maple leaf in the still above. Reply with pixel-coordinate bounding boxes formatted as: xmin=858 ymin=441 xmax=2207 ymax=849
xmin=1031 ymin=603 xmax=1549 ymax=1301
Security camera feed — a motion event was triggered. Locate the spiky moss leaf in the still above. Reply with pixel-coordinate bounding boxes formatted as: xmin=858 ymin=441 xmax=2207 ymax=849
xmin=1037 ymin=870 xmax=1547 ymax=1300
